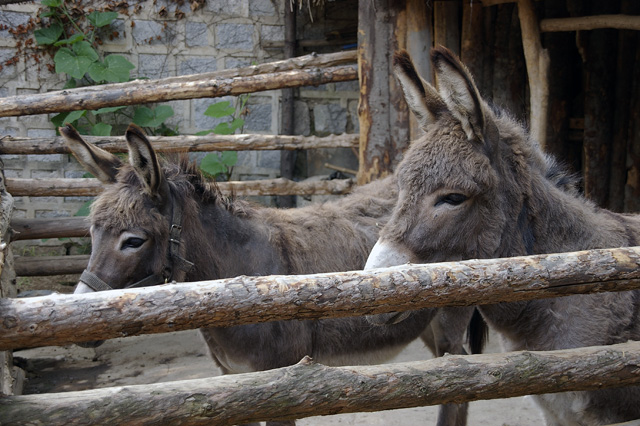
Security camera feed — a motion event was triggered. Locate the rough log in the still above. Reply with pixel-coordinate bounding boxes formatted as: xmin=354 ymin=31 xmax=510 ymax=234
xmin=10 ymin=217 xmax=89 ymax=241
xmin=2 ymin=246 xmax=640 ymax=350
xmin=0 ymin=133 xmax=359 ymax=155
xmin=14 ymin=255 xmax=88 ymax=276
xmin=1 ymin=342 xmax=640 ymax=425
xmin=0 ymin=64 xmax=357 ymax=118
xmin=517 ymin=0 xmax=550 ymax=148
xmin=540 ymin=15 xmax=640 ymax=32
xmin=4 ymin=177 xmax=355 ymax=197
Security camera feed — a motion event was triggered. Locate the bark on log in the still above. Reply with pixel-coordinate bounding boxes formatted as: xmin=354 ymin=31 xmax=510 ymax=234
xmin=10 ymin=217 xmax=89 ymax=241
xmin=0 ymin=64 xmax=357 ymax=118
xmin=357 ymin=0 xmax=410 ymax=185
xmin=4 ymin=177 xmax=355 ymax=197
xmin=517 ymin=0 xmax=550 ymax=148
xmin=0 ymin=133 xmax=359 ymax=155
xmin=540 ymin=14 xmax=640 ymax=32
xmin=1 ymin=342 xmax=640 ymax=425
xmin=2 ymin=246 xmax=640 ymax=350
xmin=13 ymin=255 xmax=88 ymax=276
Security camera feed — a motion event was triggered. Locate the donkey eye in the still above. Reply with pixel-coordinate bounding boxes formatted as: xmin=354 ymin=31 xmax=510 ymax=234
xmin=121 ymin=237 xmax=146 ymax=250
xmin=435 ymin=193 xmax=468 ymax=207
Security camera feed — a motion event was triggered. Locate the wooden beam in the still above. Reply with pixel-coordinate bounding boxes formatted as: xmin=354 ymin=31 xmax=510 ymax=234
xmin=10 ymin=217 xmax=89 ymax=241
xmin=2 ymin=246 xmax=640 ymax=350
xmin=0 ymin=133 xmax=359 ymax=155
xmin=540 ymin=15 xmax=640 ymax=32
xmin=4 ymin=177 xmax=355 ymax=197
xmin=14 ymin=255 xmax=88 ymax=276
xmin=0 ymin=64 xmax=357 ymax=118
xmin=517 ymin=0 xmax=550 ymax=148
xmin=1 ymin=342 xmax=640 ymax=425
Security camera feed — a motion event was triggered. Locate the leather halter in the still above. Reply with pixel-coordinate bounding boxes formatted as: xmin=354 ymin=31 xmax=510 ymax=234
xmin=79 ymin=200 xmax=194 ymax=292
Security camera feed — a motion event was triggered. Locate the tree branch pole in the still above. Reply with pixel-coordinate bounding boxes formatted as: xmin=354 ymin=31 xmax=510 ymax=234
xmin=4 ymin=177 xmax=355 ymax=197
xmin=0 ymin=133 xmax=358 ymax=155
xmin=0 ymin=64 xmax=357 ymax=118
xmin=1 ymin=342 xmax=640 ymax=425
xmin=517 ymin=0 xmax=550 ymax=148
xmin=2 ymin=246 xmax=640 ymax=351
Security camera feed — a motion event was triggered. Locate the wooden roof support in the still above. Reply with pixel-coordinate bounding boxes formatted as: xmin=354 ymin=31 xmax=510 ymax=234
xmin=540 ymin=14 xmax=640 ymax=32
xmin=517 ymin=0 xmax=550 ymax=148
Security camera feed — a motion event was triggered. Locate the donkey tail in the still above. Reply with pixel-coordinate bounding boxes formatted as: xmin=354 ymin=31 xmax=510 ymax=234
xmin=467 ymin=308 xmax=489 ymax=354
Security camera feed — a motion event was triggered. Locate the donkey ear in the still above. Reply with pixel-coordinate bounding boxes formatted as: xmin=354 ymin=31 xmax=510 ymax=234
xmin=431 ymin=46 xmax=486 ymax=142
xmin=60 ymin=124 xmax=122 ymax=184
xmin=125 ymin=124 xmax=164 ymax=196
xmin=393 ymin=50 xmax=447 ymax=131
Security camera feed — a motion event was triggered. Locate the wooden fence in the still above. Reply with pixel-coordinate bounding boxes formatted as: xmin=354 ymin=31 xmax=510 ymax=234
xmin=1 ymin=247 xmax=640 ymax=424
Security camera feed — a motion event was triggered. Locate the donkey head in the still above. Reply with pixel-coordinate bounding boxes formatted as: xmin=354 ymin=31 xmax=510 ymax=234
xmin=61 ymin=124 xmax=190 ymax=295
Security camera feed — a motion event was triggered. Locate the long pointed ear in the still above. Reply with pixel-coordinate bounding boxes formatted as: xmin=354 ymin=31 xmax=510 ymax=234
xmin=393 ymin=50 xmax=447 ymax=131
xmin=60 ymin=124 xmax=122 ymax=184
xmin=431 ymin=46 xmax=487 ymax=143
xmin=125 ymin=124 xmax=164 ymax=196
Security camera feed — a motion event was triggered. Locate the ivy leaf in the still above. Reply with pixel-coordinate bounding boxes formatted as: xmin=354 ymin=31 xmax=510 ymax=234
xmin=195 ymin=129 xmax=214 ymax=136
xmin=228 ymin=117 xmax=244 ymax=133
xmin=95 ymin=105 xmax=127 ymax=115
xmin=220 ymin=151 xmax=237 ymax=167
xmin=204 ymin=101 xmax=235 ymax=118
xmin=54 ymin=41 xmax=99 ymax=79
xmin=90 ymin=122 xmax=112 ymax=136
xmin=212 ymin=122 xmax=234 ymax=135
xmin=132 ymin=105 xmax=174 ymax=128
xmin=200 ymin=153 xmax=226 ymax=177
xmin=88 ymin=55 xmax=134 ymax=83
xmin=87 ymin=11 xmax=118 ymax=28
xmin=34 ymin=23 xmax=63 ymax=45
xmin=51 ymin=110 xmax=86 ymax=127
xmin=53 ymin=33 xmax=85 ymax=47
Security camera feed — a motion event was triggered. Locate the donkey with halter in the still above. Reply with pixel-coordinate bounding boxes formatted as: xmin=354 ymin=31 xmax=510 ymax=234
xmin=365 ymin=46 xmax=640 ymax=425
xmin=61 ymin=123 xmax=485 ymax=426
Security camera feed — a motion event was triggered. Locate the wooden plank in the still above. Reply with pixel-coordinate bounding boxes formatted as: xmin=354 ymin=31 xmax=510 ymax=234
xmin=1 ymin=342 xmax=640 ymax=425
xmin=0 ymin=133 xmax=359 ymax=155
xmin=14 ymin=255 xmax=88 ymax=276
xmin=540 ymin=14 xmax=640 ymax=32
xmin=2 ymin=246 xmax=640 ymax=350
xmin=10 ymin=217 xmax=89 ymax=241
xmin=4 ymin=177 xmax=355 ymax=197
xmin=357 ymin=0 xmax=410 ymax=185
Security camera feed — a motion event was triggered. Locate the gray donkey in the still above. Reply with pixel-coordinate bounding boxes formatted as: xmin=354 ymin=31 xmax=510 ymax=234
xmin=60 ymin=124 xmax=485 ymax=426
xmin=365 ymin=46 xmax=640 ymax=425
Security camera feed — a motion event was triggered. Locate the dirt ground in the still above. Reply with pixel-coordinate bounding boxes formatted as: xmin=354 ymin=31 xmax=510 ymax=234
xmin=14 ymin=277 xmax=545 ymax=426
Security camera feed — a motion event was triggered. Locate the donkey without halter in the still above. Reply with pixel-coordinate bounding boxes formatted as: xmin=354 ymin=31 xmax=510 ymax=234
xmin=61 ymin=124 xmax=485 ymax=426
xmin=365 ymin=46 xmax=640 ymax=425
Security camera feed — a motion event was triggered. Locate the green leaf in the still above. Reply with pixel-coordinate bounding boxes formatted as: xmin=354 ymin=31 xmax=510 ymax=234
xmin=228 ymin=117 xmax=244 ymax=132
xmin=204 ymin=101 xmax=235 ymax=118
xmin=34 ymin=23 xmax=63 ymax=45
xmin=51 ymin=110 xmax=86 ymax=127
xmin=132 ymin=105 xmax=174 ymax=128
xmin=54 ymin=42 xmax=99 ymax=79
xmin=200 ymin=153 xmax=226 ymax=176
xmin=87 ymin=11 xmax=118 ymax=28
xmin=95 ymin=105 xmax=127 ymax=115
xmin=220 ymin=151 xmax=237 ymax=167
xmin=90 ymin=122 xmax=112 ymax=136
xmin=62 ymin=78 xmax=77 ymax=89
xmin=212 ymin=122 xmax=233 ymax=135
xmin=195 ymin=129 xmax=215 ymax=136
xmin=88 ymin=55 xmax=134 ymax=83
xmin=74 ymin=200 xmax=93 ymax=217
xmin=42 ymin=0 xmax=62 ymax=7
xmin=53 ymin=33 xmax=85 ymax=46
xmin=39 ymin=10 xmax=56 ymax=18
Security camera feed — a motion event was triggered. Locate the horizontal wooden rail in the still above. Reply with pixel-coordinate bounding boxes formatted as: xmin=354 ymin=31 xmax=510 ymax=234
xmin=10 ymin=217 xmax=89 ymax=241
xmin=1 ymin=342 xmax=639 ymax=425
xmin=14 ymin=255 xmax=88 ymax=276
xmin=0 ymin=63 xmax=357 ymax=118
xmin=0 ymin=133 xmax=359 ymax=155
xmin=540 ymin=14 xmax=640 ymax=32
xmin=2 ymin=246 xmax=640 ymax=351
xmin=5 ymin=177 xmax=354 ymax=197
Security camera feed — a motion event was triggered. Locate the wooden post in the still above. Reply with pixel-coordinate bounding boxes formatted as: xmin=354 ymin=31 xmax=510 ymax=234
xmin=357 ymin=0 xmax=410 ymax=185
xmin=517 ymin=0 xmax=550 ymax=148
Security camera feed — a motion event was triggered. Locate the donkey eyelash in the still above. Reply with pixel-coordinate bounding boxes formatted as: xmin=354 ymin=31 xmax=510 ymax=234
xmin=121 ymin=237 xmax=146 ymax=250
xmin=435 ymin=193 xmax=468 ymax=207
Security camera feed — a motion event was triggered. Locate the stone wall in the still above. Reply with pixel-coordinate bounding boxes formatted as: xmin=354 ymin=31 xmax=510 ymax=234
xmin=0 ymin=0 xmax=359 ymax=255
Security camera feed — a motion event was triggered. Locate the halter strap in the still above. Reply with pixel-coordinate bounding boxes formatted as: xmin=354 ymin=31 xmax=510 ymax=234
xmin=80 ymin=197 xmax=194 ymax=291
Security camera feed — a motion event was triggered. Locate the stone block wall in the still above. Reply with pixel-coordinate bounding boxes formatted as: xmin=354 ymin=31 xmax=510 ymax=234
xmin=0 ymin=0 xmax=360 ymax=254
